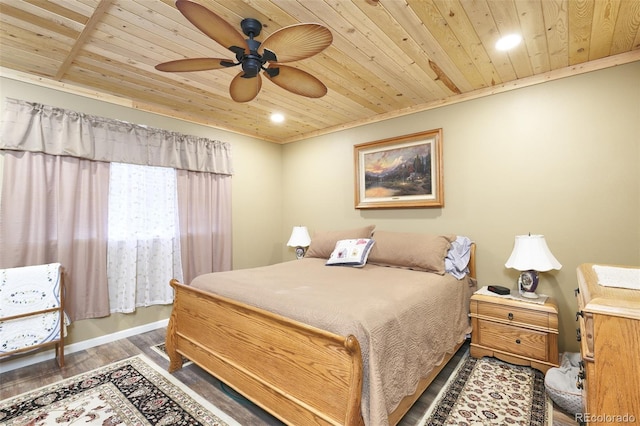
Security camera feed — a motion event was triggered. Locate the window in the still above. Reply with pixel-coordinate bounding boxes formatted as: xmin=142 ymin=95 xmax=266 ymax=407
xmin=107 ymin=163 xmax=183 ymax=313
xmin=1 ymin=99 xmax=233 ymax=320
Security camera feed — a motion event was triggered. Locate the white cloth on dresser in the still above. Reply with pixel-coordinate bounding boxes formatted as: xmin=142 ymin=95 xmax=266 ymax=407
xmin=593 ymin=265 xmax=640 ymax=290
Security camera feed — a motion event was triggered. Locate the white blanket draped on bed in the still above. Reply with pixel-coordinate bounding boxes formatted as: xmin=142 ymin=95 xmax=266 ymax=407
xmin=190 ymin=258 xmax=476 ymax=425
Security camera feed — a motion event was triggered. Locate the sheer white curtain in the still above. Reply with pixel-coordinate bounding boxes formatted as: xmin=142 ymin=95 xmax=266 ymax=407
xmin=107 ymin=163 xmax=183 ymax=313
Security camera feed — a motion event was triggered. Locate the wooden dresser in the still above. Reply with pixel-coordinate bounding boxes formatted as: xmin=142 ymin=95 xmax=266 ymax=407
xmin=575 ymin=263 xmax=640 ymax=425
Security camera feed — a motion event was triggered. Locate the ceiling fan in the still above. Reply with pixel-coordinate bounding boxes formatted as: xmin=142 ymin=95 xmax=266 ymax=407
xmin=155 ymin=0 xmax=333 ymax=103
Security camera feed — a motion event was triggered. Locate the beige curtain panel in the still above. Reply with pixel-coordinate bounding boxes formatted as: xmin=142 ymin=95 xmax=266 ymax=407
xmin=0 ymin=151 xmax=111 ymax=321
xmin=177 ymin=169 xmax=233 ymax=286
xmin=1 ymin=98 xmax=233 ymax=175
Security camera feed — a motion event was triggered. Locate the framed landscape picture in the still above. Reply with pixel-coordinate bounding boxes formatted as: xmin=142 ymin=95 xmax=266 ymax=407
xmin=354 ymin=129 xmax=443 ymax=209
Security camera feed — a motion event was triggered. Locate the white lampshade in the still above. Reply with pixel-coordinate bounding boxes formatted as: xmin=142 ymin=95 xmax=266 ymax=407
xmin=505 ymin=234 xmax=562 ymax=272
xmin=287 ymin=226 xmax=311 ymax=248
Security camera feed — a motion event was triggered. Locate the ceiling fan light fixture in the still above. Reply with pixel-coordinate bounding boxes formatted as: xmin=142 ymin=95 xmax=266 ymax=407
xmin=496 ymin=34 xmax=522 ymax=51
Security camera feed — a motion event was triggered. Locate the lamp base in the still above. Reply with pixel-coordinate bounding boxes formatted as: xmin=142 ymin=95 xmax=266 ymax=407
xmin=518 ymin=270 xmax=539 ymax=297
xmin=521 ymin=291 xmax=539 ymax=299
xmin=295 ymin=246 xmax=306 ymax=260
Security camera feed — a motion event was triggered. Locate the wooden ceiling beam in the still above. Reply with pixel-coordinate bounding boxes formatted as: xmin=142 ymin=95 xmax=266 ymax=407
xmin=55 ymin=0 xmax=113 ymax=80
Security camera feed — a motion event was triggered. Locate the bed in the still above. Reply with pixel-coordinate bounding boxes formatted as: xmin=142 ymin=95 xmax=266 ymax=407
xmin=165 ymin=228 xmax=476 ymax=425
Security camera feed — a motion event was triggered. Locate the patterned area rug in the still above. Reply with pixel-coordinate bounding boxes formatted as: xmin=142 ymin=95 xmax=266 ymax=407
xmin=420 ymin=352 xmax=552 ymax=425
xmin=0 ymin=355 xmax=240 ymax=426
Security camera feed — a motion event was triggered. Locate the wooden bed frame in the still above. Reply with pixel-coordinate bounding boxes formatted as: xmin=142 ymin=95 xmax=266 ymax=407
xmin=166 ymin=244 xmax=475 ymax=426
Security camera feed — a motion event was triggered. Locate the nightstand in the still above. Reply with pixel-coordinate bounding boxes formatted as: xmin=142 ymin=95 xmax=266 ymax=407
xmin=470 ymin=292 xmax=559 ymax=373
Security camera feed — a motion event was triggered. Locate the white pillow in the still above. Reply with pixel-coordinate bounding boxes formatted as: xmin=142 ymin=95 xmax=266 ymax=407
xmin=326 ymin=238 xmax=375 ymax=268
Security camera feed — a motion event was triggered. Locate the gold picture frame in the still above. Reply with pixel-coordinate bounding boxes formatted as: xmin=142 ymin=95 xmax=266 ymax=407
xmin=354 ymin=129 xmax=443 ymax=209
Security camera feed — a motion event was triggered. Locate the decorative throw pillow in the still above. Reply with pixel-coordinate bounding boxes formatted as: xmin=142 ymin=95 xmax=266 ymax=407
xmin=368 ymin=231 xmax=456 ymax=274
xmin=305 ymin=225 xmax=376 ymax=259
xmin=325 ymin=239 xmax=375 ymax=267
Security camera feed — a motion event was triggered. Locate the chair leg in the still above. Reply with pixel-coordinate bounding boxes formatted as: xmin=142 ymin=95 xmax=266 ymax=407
xmin=56 ymin=341 xmax=65 ymax=368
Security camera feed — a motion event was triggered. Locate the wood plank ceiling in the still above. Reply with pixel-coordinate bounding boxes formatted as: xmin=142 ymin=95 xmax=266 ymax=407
xmin=1 ymin=0 xmax=639 ymax=143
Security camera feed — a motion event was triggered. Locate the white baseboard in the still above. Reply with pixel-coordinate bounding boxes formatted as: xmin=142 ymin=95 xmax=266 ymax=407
xmin=0 ymin=318 xmax=169 ymax=373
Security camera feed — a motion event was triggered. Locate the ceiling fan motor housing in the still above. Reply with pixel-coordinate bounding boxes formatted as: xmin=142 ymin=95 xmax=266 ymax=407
xmin=241 ymin=37 xmax=265 ymax=78
xmin=236 ymin=19 xmax=266 ymax=78
xmin=242 ymin=57 xmax=262 ymax=77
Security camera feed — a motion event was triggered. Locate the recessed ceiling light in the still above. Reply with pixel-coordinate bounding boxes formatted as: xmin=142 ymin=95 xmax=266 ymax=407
xmin=495 ymin=34 xmax=522 ymax=51
xmin=270 ymin=113 xmax=285 ymax=123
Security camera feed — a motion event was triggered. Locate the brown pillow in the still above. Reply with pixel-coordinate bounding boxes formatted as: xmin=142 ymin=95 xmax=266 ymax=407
xmin=305 ymin=225 xmax=376 ymax=259
xmin=368 ymin=231 xmax=455 ymax=274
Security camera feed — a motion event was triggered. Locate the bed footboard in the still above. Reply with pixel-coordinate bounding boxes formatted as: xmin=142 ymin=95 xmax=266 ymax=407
xmin=167 ymin=279 xmax=365 ymax=426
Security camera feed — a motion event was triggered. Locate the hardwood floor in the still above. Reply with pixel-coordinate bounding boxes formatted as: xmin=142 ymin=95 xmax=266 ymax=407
xmin=0 ymin=328 xmax=577 ymax=425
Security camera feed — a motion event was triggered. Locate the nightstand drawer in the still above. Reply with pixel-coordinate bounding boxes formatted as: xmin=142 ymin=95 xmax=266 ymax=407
xmin=477 ymin=320 xmax=548 ymax=361
xmin=477 ymin=301 xmax=549 ymax=329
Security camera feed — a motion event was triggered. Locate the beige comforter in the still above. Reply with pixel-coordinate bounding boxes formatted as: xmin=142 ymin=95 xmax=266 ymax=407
xmin=190 ymin=258 xmax=475 ymax=425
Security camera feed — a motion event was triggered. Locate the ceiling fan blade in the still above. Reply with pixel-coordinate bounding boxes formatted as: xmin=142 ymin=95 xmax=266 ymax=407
xmin=155 ymin=58 xmax=234 ymax=72
xmin=230 ymin=72 xmax=262 ymax=102
xmin=259 ymin=24 xmax=332 ymax=63
xmin=175 ymin=0 xmax=248 ymax=54
xmin=265 ymin=64 xmax=327 ymax=98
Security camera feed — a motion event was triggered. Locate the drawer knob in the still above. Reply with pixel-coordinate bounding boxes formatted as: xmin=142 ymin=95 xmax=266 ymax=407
xmin=576 ymin=328 xmax=582 ymax=342
xmin=515 ymin=339 xmax=521 ymax=344
xmin=507 ymin=312 xmax=514 ymax=320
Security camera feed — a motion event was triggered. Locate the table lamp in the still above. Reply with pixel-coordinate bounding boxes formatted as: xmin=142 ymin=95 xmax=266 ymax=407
xmin=287 ymin=226 xmax=311 ymax=259
xmin=505 ymin=234 xmax=562 ymax=298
